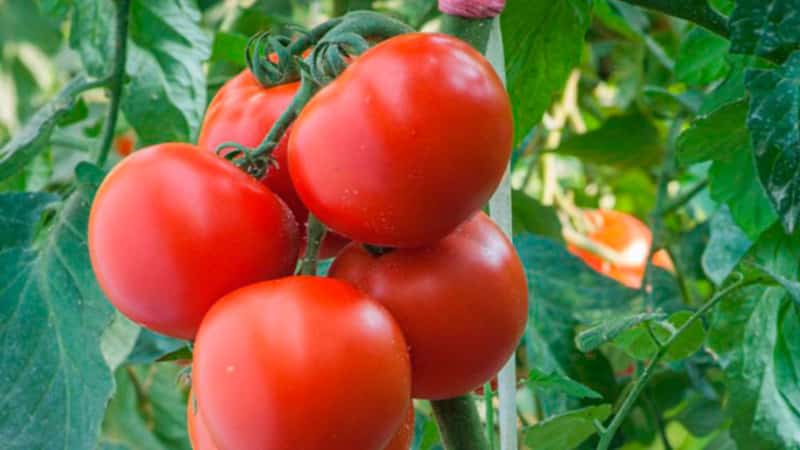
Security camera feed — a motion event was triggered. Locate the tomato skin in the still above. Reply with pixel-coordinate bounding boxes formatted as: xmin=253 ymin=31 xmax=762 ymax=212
xmin=187 ymin=391 xmax=220 ymax=450
xmin=198 ymin=71 xmax=347 ymax=258
xmin=330 ymin=213 xmax=528 ymax=399
xmin=192 ymin=276 xmax=412 ymax=450
xmin=88 ymin=143 xmax=299 ymax=339
xmin=289 ymin=33 xmax=513 ymax=247
xmin=567 ymin=209 xmax=673 ymax=288
xmin=384 ymin=405 xmax=414 ymax=450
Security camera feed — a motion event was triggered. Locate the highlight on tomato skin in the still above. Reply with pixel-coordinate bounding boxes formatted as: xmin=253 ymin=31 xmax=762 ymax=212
xmin=566 ymin=209 xmax=674 ymax=288
xmin=330 ymin=212 xmax=528 ymax=400
xmin=88 ymin=143 xmax=300 ymax=340
xmin=192 ymin=276 xmax=412 ymax=450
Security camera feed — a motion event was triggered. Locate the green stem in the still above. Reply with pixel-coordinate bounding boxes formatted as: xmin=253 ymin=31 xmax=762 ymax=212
xmin=252 ymin=75 xmax=319 ymax=159
xmin=94 ymin=0 xmax=130 ymax=167
xmin=617 ymin=0 xmax=729 ymax=38
xmin=431 ymin=396 xmax=490 ymax=450
xmin=657 ymin=179 xmax=709 ymax=216
xmin=595 ymin=275 xmax=752 ymax=450
xmin=484 ymin=384 xmax=496 ymax=450
xmin=297 ymin=214 xmax=327 ymax=276
xmin=440 ymin=15 xmax=493 ymax=53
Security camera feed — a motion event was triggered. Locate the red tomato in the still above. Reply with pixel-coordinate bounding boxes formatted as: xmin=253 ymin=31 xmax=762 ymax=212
xmin=88 ymin=143 xmax=299 ymax=339
xmin=114 ymin=133 xmax=135 ymax=157
xmin=187 ymin=391 xmax=219 ymax=450
xmin=198 ymin=71 xmax=347 ymax=258
xmin=567 ymin=209 xmax=673 ymax=289
xmin=192 ymin=276 xmax=411 ymax=450
xmin=330 ymin=213 xmax=528 ymax=399
xmin=385 ymin=405 xmax=414 ymax=450
xmin=289 ymin=33 xmax=513 ymax=247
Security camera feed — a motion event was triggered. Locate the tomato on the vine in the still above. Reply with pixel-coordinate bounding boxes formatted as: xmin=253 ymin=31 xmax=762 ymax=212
xmin=567 ymin=209 xmax=673 ymax=288
xmin=330 ymin=212 xmax=528 ymax=399
xmin=187 ymin=391 xmax=219 ymax=450
xmin=113 ymin=132 xmax=135 ymax=157
xmin=198 ymin=70 xmax=348 ymax=257
xmin=192 ymin=276 xmax=411 ymax=450
xmin=289 ymin=33 xmax=513 ymax=247
xmin=88 ymin=143 xmax=299 ymax=339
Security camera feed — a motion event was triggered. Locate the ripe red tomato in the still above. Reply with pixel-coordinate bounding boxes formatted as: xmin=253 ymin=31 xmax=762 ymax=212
xmin=187 ymin=391 xmax=219 ymax=450
xmin=289 ymin=33 xmax=513 ymax=247
xmin=88 ymin=143 xmax=299 ymax=339
xmin=192 ymin=276 xmax=411 ymax=450
xmin=385 ymin=405 xmax=414 ymax=450
xmin=330 ymin=212 xmax=528 ymax=399
xmin=198 ymin=71 xmax=347 ymax=258
xmin=567 ymin=209 xmax=673 ymax=289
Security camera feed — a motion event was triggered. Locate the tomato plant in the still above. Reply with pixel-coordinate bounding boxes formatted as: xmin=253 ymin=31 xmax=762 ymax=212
xmin=330 ymin=212 xmax=528 ymax=399
xmin=289 ymin=32 xmax=513 ymax=247
xmin=192 ymin=276 xmax=411 ymax=450
xmin=89 ymin=143 xmax=299 ymax=339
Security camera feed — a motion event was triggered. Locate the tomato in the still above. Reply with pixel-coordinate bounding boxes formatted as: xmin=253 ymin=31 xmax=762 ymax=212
xmin=566 ymin=209 xmax=673 ymax=289
xmin=114 ymin=133 xmax=135 ymax=157
xmin=192 ymin=276 xmax=411 ymax=450
xmin=330 ymin=212 xmax=528 ymax=399
xmin=187 ymin=391 xmax=219 ymax=450
xmin=198 ymin=71 xmax=347 ymax=258
xmin=88 ymin=143 xmax=299 ymax=339
xmin=289 ymin=33 xmax=513 ymax=247
xmin=385 ymin=405 xmax=414 ymax=450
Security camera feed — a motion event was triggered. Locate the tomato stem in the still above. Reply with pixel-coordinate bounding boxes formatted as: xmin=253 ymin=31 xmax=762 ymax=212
xmin=297 ymin=213 xmax=327 ymax=275
xmin=431 ymin=395 xmax=490 ymax=450
xmin=94 ymin=0 xmax=130 ymax=167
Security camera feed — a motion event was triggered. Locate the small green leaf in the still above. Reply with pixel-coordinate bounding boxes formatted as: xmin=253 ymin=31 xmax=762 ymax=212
xmin=575 ymin=311 xmax=665 ymax=352
xmin=613 ymin=311 xmax=705 ymax=362
xmin=502 ymin=0 xmax=592 ymax=146
xmin=511 ymin=190 xmax=563 ymax=242
xmin=157 ymin=346 xmax=194 ymax=363
xmin=527 ymin=368 xmax=603 ymax=400
xmin=522 ymin=404 xmax=611 ymax=450
xmin=703 ymin=206 xmax=753 ymax=285
xmin=126 ymin=329 xmax=187 ymax=365
xmin=745 ymin=51 xmax=800 ymax=233
xmin=554 ymin=114 xmax=663 ymax=168
xmin=675 ymin=27 xmax=730 ymax=85
xmin=0 ymin=76 xmax=97 ymax=183
xmin=677 ymin=100 xmax=748 ymax=165
xmin=729 ymin=0 xmax=800 ymax=62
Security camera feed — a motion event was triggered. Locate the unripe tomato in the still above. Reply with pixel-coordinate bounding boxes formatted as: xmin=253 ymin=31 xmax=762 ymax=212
xmin=114 ymin=132 xmax=135 ymax=157
xmin=198 ymin=71 xmax=348 ymax=258
xmin=192 ymin=276 xmax=412 ymax=450
xmin=88 ymin=143 xmax=299 ymax=339
xmin=330 ymin=213 xmax=528 ymax=399
xmin=289 ymin=33 xmax=513 ymax=247
xmin=187 ymin=391 xmax=219 ymax=450
xmin=567 ymin=209 xmax=673 ymax=289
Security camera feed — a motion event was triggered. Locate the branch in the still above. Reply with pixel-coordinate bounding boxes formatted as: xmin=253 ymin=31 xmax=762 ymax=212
xmin=595 ymin=275 xmax=753 ymax=449
xmin=93 ymin=0 xmax=131 ymax=167
xmin=297 ymin=214 xmax=327 ymax=276
xmin=618 ymin=0 xmax=729 ymax=38
xmin=432 ymin=396 xmax=491 ymax=450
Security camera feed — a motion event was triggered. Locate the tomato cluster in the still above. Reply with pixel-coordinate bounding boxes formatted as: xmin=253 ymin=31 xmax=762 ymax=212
xmin=88 ymin=32 xmax=526 ymax=450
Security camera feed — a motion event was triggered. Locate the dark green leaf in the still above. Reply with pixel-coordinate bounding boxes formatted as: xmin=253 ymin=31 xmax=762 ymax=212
xmin=0 ymin=167 xmax=118 ymax=449
xmin=210 ymin=31 xmax=249 ymax=67
xmin=613 ymin=311 xmax=706 ymax=362
xmin=674 ymin=395 xmax=726 ymax=437
xmin=554 ymin=114 xmax=663 ymax=168
xmin=729 ymin=0 xmax=800 ymax=62
xmin=0 ymin=0 xmax=63 ymax=53
xmin=675 ymin=27 xmax=730 ymax=85
xmin=527 ymin=368 xmax=602 ymax=400
xmin=122 ymin=0 xmax=212 ymax=145
xmin=745 ymin=51 xmax=800 ymax=233
xmin=0 ymin=76 xmax=97 ymax=183
xmin=522 ymin=404 xmax=611 ymax=450
xmin=70 ymin=0 xmax=115 ymax=77
xmin=575 ymin=311 xmax=665 ymax=352
xmin=677 ymin=100 xmax=749 ymax=166
xmin=702 ymin=206 xmax=753 ymax=284
xmin=126 ymin=330 xmax=187 ymax=365
xmin=502 ymin=0 xmax=592 ymax=146
xmin=157 ymin=346 xmax=193 ymax=363
xmin=511 ymin=190 xmax=563 ymax=242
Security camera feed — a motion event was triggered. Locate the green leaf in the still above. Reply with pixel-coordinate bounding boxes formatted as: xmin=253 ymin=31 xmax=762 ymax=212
xmin=729 ymin=0 xmax=800 ymax=62
xmin=522 ymin=404 xmax=611 ymax=450
xmin=0 ymin=76 xmax=97 ymax=183
xmin=0 ymin=0 xmax=64 ymax=53
xmin=708 ymin=225 xmax=800 ymax=449
xmin=126 ymin=329 xmax=187 ymax=365
xmin=677 ymin=100 xmax=749 ymax=166
xmin=511 ymin=190 xmax=563 ymax=242
xmin=675 ymin=395 xmax=727 ymax=437
xmin=122 ymin=0 xmax=211 ymax=145
xmin=745 ymin=51 xmax=800 ymax=233
xmin=613 ymin=311 xmax=706 ymax=362
xmin=527 ymin=368 xmax=602 ymax=400
xmin=101 ymin=365 xmax=190 ymax=450
xmin=70 ymin=0 xmax=115 ymax=77
xmin=554 ymin=114 xmax=663 ymax=168
xmin=702 ymin=206 xmax=753 ymax=285
xmin=501 ymin=0 xmax=592 ymax=146
xmin=101 ymin=313 xmax=141 ymax=371
xmin=675 ymin=27 xmax=730 ymax=85
xmin=210 ymin=31 xmax=249 ymax=67
xmin=0 ymin=166 xmax=118 ymax=449
xmin=575 ymin=311 xmax=665 ymax=352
